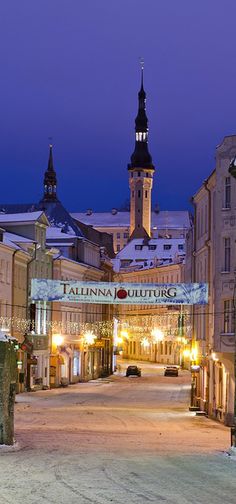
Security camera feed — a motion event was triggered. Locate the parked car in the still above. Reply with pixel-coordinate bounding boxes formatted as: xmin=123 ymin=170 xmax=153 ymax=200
xmin=164 ymin=366 xmax=179 ymax=377
xmin=126 ymin=365 xmax=141 ymax=377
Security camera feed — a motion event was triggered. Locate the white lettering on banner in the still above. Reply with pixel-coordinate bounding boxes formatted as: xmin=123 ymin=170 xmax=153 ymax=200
xmin=31 ymin=280 xmax=208 ymax=305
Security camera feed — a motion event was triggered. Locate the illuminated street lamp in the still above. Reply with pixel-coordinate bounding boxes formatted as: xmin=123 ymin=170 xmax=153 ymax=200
xmin=151 ymin=328 xmax=164 ymax=362
xmin=228 ymin=155 xmax=236 ymax=449
xmin=151 ymin=328 xmax=164 ymax=343
xmin=52 ymin=334 xmax=64 ymax=348
xmin=83 ymin=331 xmax=96 ymax=346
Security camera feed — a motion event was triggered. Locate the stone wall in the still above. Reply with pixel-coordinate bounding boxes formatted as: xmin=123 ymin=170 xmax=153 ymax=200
xmin=0 ymin=338 xmax=17 ymax=445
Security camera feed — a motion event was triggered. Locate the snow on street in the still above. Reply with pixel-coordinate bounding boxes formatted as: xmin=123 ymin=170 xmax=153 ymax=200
xmin=0 ymin=361 xmax=235 ymax=504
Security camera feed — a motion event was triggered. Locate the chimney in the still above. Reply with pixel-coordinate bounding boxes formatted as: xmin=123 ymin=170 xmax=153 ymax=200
xmin=111 ymin=208 xmax=117 ymax=215
xmin=86 ymin=209 xmax=92 ymax=216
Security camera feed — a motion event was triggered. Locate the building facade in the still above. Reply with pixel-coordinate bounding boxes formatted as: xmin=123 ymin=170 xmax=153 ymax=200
xmin=114 ymin=261 xmax=190 ymax=366
xmin=188 ymin=135 xmax=236 ymax=425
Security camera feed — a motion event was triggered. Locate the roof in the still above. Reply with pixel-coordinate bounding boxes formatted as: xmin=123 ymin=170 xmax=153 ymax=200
xmin=4 ymin=231 xmax=35 ymax=244
xmin=0 ymin=202 xmax=84 ymax=238
xmin=0 ymin=211 xmax=47 ymax=224
xmin=70 ymin=210 xmax=191 ymax=230
xmin=46 ymin=226 xmax=76 ymax=240
xmin=115 ymin=238 xmax=185 ymax=261
xmin=39 ymin=200 xmax=84 ymax=237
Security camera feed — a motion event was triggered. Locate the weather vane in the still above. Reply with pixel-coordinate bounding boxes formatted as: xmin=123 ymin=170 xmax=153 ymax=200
xmin=139 ymin=57 xmax=144 ymax=70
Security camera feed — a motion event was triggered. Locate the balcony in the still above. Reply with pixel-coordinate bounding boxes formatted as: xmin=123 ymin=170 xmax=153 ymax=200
xmin=220 ymin=332 xmax=235 ymax=353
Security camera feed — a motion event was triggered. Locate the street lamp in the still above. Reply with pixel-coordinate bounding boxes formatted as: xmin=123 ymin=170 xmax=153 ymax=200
xmin=228 ymin=156 xmax=236 ymax=449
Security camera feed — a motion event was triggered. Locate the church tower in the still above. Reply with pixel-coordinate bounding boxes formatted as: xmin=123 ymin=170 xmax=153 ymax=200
xmin=128 ymin=65 xmax=155 ymax=239
xmin=42 ymin=144 xmax=58 ymax=201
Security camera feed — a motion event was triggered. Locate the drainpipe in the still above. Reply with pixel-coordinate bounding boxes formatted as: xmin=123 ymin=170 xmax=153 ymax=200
xmin=189 ymin=197 xmax=197 ymax=409
xmin=26 ymin=243 xmax=38 ymax=320
xmin=204 ymin=179 xmax=211 ymax=412
xmin=11 ymin=249 xmax=21 ymax=325
xmin=25 ymin=243 xmax=38 ymax=391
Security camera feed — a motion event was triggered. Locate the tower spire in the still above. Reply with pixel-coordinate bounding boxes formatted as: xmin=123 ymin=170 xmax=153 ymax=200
xmin=42 ymin=144 xmax=58 ymax=201
xmin=128 ymin=64 xmax=155 ymax=239
xmin=128 ymin=62 xmax=154 ymax=170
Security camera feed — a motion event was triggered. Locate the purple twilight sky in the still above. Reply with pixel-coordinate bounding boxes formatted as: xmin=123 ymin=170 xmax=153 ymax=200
xmin=1 ymin=0 xmax=236 ymax=212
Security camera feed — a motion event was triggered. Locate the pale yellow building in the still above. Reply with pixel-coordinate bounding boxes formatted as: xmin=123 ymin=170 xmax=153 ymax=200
xmin=114 ymin=261 xmax=190 ymax=366
xmin=187 ymin=135 xmax=236 ymax=425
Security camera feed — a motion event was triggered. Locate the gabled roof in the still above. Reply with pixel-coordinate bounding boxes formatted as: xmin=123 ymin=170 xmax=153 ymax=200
xmin=0 ymin=202 xmax=83 ymax=237
xmin=0 ymin=211 xmax=49 ymax=226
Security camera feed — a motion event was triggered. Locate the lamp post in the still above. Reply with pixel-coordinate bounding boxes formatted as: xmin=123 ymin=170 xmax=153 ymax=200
xmin=228 ymin=156 xmax=236 ymax=449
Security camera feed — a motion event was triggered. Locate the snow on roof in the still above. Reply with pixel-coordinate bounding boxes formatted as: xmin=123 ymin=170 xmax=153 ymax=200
xmin=46 ymin=242 xmax=74 ymax=247
xmin=115 ymin=238 xmax=185 ymax=261
xmin=0 ymin=211 xmax=44 ymax=224
xmin=71 ymin=210 xmax=191 ymax=229
xmin=46 ymin=226 xmax=76 ymax=239
xmin=4 ymin=231 xmax=35 ymax=243
xmin=2 ymin=236 xmax=20 ymax=250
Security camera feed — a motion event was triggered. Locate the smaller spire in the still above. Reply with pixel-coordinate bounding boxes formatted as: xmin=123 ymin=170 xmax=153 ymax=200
xmin=42 ymin=143 xmax=58 ymax=201
xmin=140 ymin=57 xmax=144 ymax=89
xmin=47 ymin=144 xmax=55 ymax=172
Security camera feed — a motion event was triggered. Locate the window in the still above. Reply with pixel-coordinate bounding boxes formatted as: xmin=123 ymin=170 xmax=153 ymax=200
xmin=123 ymin=232 xmax=129 ymax=239
xmin=148 ymin=245 xmax=156 ymax=250
xmin=135 ymin=245 xmax=143 ymax=250
xmin=131 ymin=172 xmax=133 ymax=178
xmin=138 ymin=172 xmax=141 ymax=177
xmin=116 ymin=245 xmax=120 ymax=252
xmin=138 ymin=190 xmax=141 ymax=198
xmin=223 ymin=300 xmax=234 ymax=333
xmin=164 ymin=244 xmax=172 ymax=250
xmin=224 ymin=177 xmax=231 ymax=209
xmin=223 ymin=238 xmax=230 ymax=272
xmin=145 ymin=190 xmax=147 ymax=198
xmin=146 ymin=172 xmax=149 ymax=177
xmin=178 ymin=244 xmax=184 ymax=251
xmin=132 ymin=191 xmax=134 ymax=197
xmin=0 ymin=259 xmax=5 ymax=282
xmin=117 ymin=233 xmax=120 ymax=239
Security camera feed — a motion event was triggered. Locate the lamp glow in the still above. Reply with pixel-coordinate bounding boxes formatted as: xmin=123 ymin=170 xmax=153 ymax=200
xmin=52 ymin=334 xmax=64 ymax=347
xmin=151 ymin=328 xmax=164 ymax=342
xmin=84 ymin=331 xmax=96 ymax=345
xmin=141 ymin=337 xmax=150 ymax=348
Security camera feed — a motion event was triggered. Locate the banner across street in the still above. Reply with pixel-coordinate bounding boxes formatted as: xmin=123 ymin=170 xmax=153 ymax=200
xmin=31 ymin=280 xmax=208 ymax=305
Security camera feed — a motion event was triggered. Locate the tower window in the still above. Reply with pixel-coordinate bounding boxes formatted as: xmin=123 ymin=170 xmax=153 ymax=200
xmin=132 ymin=191 xmax=134 ymax=197
xmin=138 ymin=190 xmax=141 ymax=198
xmin=145 ymin=191 xmax=147 ymax=198
xmin=146 ymin=173 xmax=149 ymax=177
xmin=131 ymin=172 xmax=133 ymax=178
xmin=138 ymin=172 xmax=141 ymax=177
